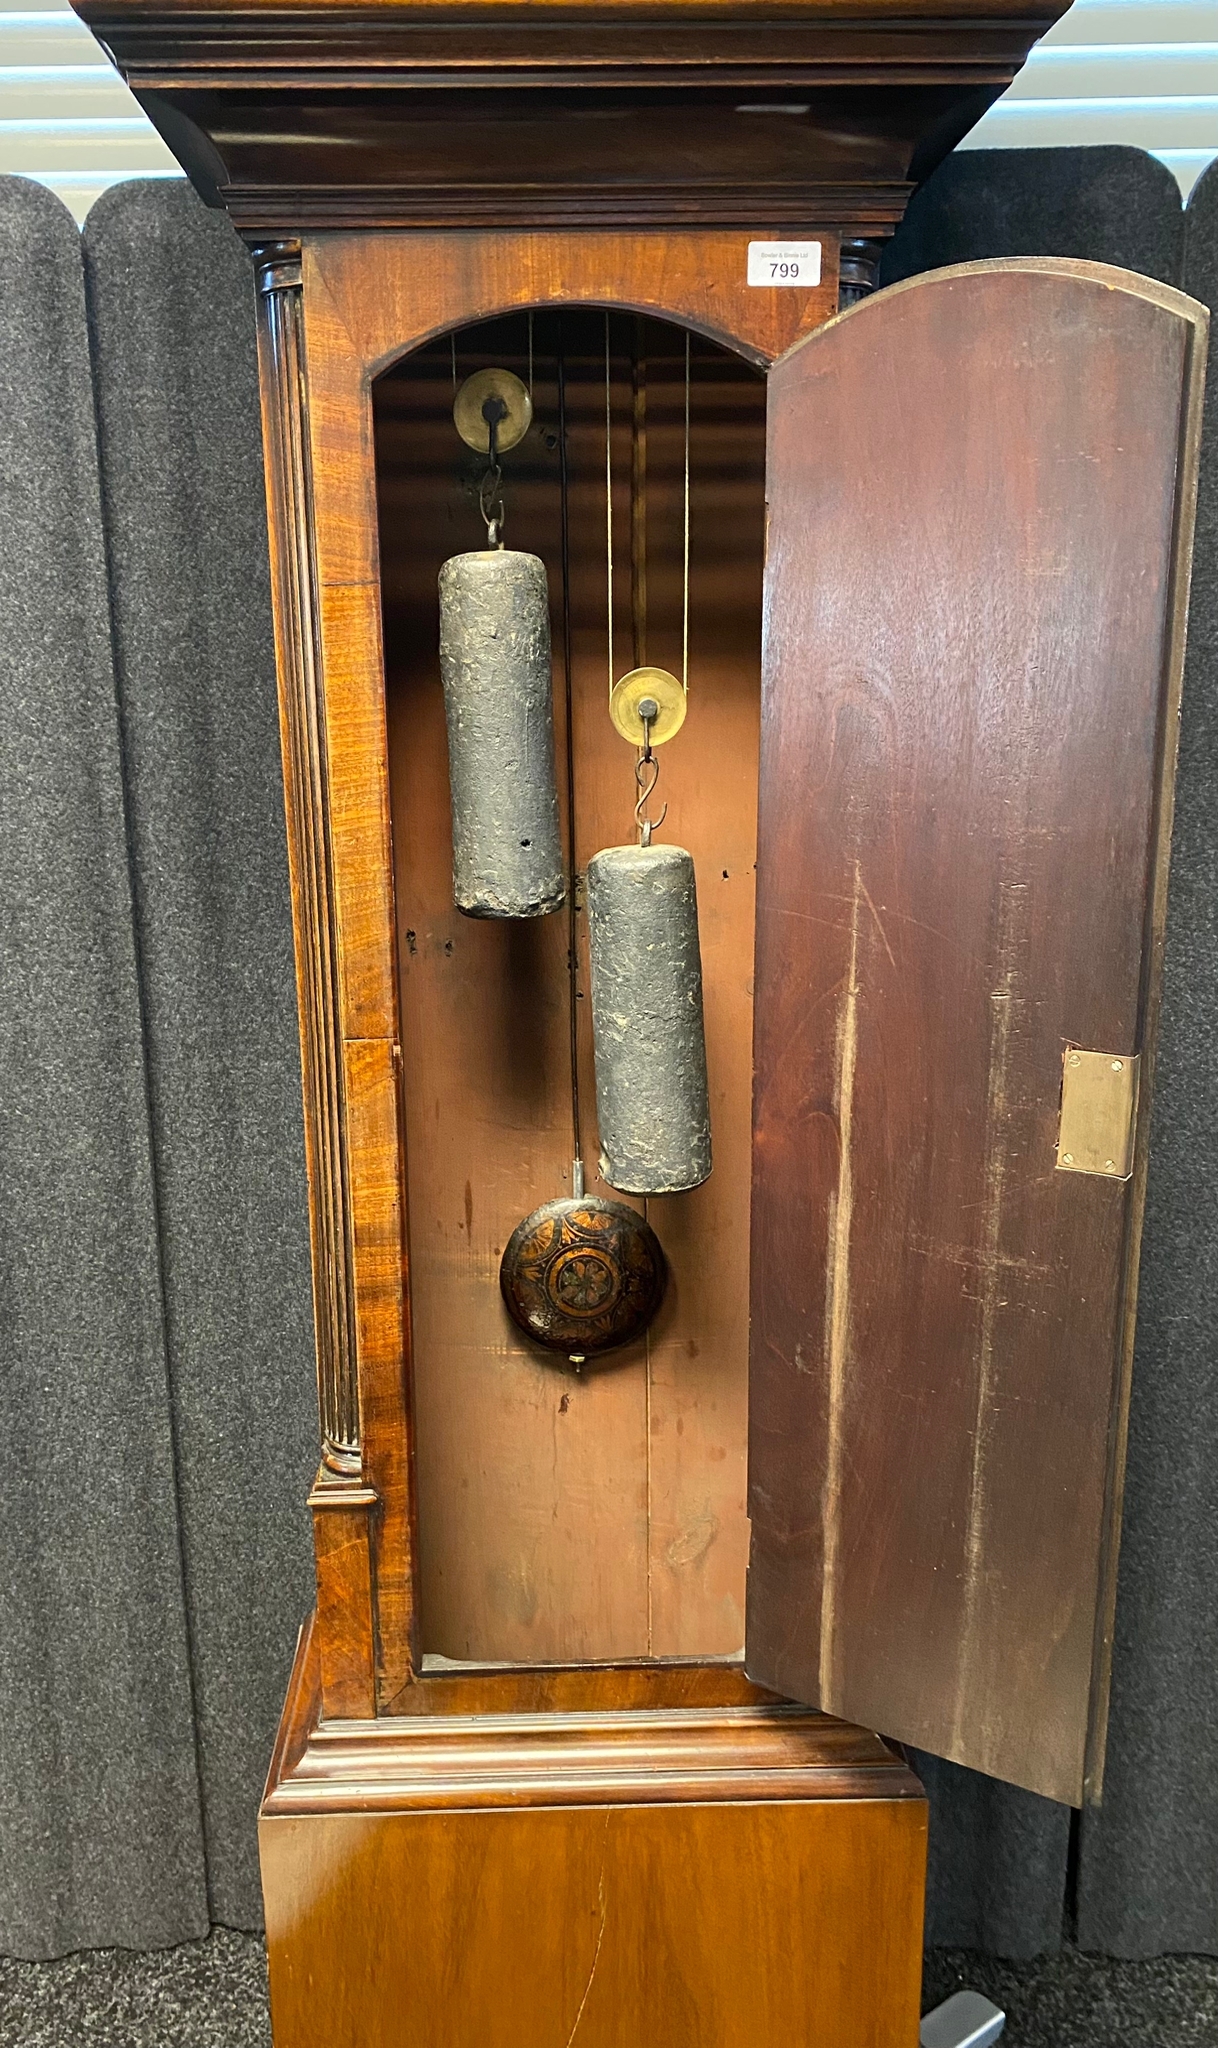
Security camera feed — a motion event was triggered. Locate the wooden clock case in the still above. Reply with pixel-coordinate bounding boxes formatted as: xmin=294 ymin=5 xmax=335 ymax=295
xmin=251 ymin=236 xmax=934 ymax=2048
xmin=71 ymin=4 xmax=1208 ymax=2044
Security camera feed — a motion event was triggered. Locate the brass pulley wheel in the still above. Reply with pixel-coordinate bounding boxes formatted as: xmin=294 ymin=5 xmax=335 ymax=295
xmin=453 ymin=367 xmax=533 ymax=455
xmin=609 ymin=666 xmax=687 ymax=747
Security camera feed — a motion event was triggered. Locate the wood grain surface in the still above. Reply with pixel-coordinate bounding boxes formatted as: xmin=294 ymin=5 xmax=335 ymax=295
xmin=746 ymin=259 xmax=1208 ymax=1805
xmin=261 ymin=1623 xmax=926 ymax=2048
xmin=263 ymin=1802 xmax=926 ymax=2048
xmin=307 ymin=1467 xmax=379 ymax=1718
xmin=88 ymin=1 xmax=1069 ymax=29
xmin=77 ymin=0 xmax=1068 ymax=237
xmin=264 ymin=1614 xmax=923 ymax=1816
xmin=310 ymin=229 xmax=838 ymax=400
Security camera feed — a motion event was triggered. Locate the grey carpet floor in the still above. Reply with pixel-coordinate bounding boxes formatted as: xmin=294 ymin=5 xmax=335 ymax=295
xmin=924 ymin=1949 xmax=1218 ymax=2045
xmin=0 ymin=1929 xmax=1215 ymax=2045
xmin=0 ymin=1931 xmax=270 ymax=2048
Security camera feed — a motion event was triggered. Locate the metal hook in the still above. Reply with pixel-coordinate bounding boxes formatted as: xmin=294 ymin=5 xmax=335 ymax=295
xmin=479 ymin=396 xmax=507 ymax=546
xmin=633 ymin=701 xmax=667 ymax=847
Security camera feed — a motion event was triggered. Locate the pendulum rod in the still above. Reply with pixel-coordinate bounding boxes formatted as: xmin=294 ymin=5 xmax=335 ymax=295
xmin=558 ymin=334 xmax=584 ymax=1199
xmin=497 ymin=320 xmax=670 ymax=1376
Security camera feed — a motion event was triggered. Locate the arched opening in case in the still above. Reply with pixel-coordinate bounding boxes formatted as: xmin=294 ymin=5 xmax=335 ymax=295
xmin=373 ymin=309 xmax=767 ymax=1666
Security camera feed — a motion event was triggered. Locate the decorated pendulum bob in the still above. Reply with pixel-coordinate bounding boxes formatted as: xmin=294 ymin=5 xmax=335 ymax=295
xmin=497 ymin=334 xmax=667 ymax=1368
xmin=439 ymin=366 xmax=565 ymax=918
xmin=499 ymin=1166 xmax=668 ymax=1367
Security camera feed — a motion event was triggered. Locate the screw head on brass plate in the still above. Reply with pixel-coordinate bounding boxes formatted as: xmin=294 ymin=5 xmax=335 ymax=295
xmin=500 ymin=1196 xmax=666 ymax=1364
xmin=453 ymin=367 xmax=533 ymax=454
xmin=609 ymin=667 xmax=687 ymax=747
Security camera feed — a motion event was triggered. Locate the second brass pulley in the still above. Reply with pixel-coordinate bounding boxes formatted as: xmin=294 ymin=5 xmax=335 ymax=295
xmin=609 ymin=666 xmax=687 ymax=747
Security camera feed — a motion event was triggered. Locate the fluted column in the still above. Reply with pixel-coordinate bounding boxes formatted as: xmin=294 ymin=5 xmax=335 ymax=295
xmin=254 ymin=243 xmax=361 ymax=1476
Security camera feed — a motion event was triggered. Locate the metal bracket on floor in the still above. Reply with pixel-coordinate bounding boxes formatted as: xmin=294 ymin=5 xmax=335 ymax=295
xmin=920 ymin=1989 xmax=1006 ymax=2048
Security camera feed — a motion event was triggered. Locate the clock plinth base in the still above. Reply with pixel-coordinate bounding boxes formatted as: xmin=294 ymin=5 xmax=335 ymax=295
xmin=260 ymin=1619 xmax=927 ymax=2048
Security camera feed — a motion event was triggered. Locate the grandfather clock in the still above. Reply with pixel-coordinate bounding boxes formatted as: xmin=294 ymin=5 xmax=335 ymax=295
xmin=75 ymin=2 xmax=1208 ymax=2042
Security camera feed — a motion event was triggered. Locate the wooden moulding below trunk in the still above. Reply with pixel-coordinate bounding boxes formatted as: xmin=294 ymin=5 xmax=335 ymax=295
xmin=261 ymin=1615 xmax=929 ymax=2048
xmin=307 ymin=1470 xmax=379 ymax=1720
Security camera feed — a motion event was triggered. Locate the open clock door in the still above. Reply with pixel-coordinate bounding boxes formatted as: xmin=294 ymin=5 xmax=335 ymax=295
xmin=745 ymin=259 xmax=1207 ymax=1806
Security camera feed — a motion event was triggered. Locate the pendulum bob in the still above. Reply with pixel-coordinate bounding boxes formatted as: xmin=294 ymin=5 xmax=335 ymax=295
xmin=499 ymin=1195 xmax=666 ymax=1367
xmin=586 ymin=843 xmax=712 ymax=1196
xmin=437 ymin=549 xmax=565 ymax=919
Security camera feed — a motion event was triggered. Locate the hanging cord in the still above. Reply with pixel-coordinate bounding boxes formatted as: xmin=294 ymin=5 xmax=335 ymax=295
xmin=631 ymin=322 xmax=648 ymax=669
xmin=605 ymin=314 xmax=615 ymax=703
xmin=558 ymin=336 xmax=584 ymax=1195
xmin=682 ymin=327 xmax=691 ymax=695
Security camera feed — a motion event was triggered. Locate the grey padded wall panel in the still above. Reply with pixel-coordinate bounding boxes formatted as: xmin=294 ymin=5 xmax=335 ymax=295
xmin=904 ymin=1764 xmax=1071 ymax=1961
xmin=82 ymin=180 xmax=317 ymax=1931
xmin=1074 ymin=159 xmax=1218 ymax=1960
xmin=883 ymin=146 xmax=1185 ymax=291
xmin=0 ymin=175 xmax=207 ymax=1957
xmin=881 ymin=145 xmax=1188 ymax=1959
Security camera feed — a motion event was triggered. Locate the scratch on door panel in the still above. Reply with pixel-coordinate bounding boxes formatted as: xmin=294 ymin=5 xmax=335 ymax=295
xmin=952 ymin=881 xmax=1023 ymax=1752
xmin=907 ymin=1232 xmax=1051 ymax=1286
xmin=856 ymin=869 xmax=897 ymax=971
xmin=819 ymin=864 xmax=862 ymax=1703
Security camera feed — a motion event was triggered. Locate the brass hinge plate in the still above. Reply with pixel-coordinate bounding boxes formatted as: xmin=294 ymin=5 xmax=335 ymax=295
xmin=1056 ymin=1048 xmax=1140 ymax=1180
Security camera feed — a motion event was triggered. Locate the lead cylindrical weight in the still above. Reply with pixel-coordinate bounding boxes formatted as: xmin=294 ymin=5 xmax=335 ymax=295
xmin=586 ymin=843 xmax=712 ymax=1195
xmin=438 ymin=549 xmax=565 ymax=918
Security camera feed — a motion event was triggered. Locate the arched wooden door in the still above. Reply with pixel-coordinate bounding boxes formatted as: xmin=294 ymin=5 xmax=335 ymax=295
xmin=746 ymin=258 xmax=1207 ymax=1807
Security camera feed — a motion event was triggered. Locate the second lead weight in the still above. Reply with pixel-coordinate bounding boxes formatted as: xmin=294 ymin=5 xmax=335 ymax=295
xmin=586 ymin=842 xmax=712 ymax=1196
